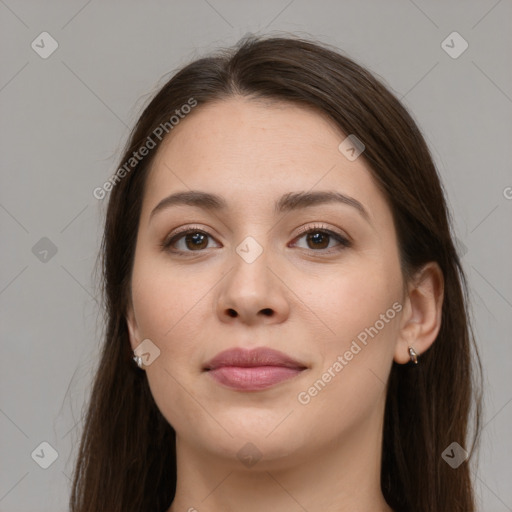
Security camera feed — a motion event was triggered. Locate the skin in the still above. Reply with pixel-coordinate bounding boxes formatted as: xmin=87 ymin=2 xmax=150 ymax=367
xmin=126 ymin=97 xmax=444 ymax=512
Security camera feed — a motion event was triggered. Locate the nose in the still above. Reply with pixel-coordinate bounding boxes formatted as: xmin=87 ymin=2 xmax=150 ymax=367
xmin=215 ymin=248 xmax=290 ymax=326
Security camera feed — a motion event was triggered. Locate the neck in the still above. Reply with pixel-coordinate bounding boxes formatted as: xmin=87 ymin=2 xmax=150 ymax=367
xmin=167 ymin=404 xmax=394 ymax=512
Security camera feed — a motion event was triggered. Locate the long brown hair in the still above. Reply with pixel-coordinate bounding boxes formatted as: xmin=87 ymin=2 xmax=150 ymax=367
xmin=70 ymin=34 xmax=483 ymax=511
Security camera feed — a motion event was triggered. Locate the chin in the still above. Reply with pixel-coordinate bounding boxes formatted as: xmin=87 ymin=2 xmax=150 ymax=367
xmin=210 ymin=433 xmax=307 ymax=471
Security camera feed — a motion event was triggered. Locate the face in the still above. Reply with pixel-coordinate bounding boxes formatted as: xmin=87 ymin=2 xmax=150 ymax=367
xmin=127 ymin=97 xmax=406 ymax=468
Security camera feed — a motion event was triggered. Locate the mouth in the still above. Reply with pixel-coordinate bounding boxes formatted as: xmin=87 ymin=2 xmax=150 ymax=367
xmin=203 ymin=347 xmax=308 ymax=391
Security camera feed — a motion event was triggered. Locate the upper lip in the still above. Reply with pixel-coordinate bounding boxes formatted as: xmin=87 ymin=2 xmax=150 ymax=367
xmin=203 ymin=347 xmax=307 ymax=371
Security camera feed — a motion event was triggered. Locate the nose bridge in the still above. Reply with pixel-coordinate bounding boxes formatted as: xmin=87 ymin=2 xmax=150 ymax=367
xmin=229 ymin=233 xmax=273 ymax=298
xmin=215 ymin=231 xmax=289 ymax=323
xmin=235 ymin=234 xmax=267 ymax=266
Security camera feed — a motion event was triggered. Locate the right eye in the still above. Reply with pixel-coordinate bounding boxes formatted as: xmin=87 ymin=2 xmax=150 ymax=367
xmin=161 ymin=228 xmax=222 ymax=254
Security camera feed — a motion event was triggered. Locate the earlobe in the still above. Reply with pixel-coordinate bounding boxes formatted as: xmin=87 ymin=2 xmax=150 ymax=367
xmin=393 ymin=262 xmax=444 ymax=365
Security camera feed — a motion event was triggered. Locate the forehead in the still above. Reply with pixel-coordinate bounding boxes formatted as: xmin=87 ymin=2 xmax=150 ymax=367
xmin=141 ymin=97 xmax=388 ymax=223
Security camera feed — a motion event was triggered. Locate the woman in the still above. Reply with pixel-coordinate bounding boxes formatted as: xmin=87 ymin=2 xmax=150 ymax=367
xmin=71 ymin=35 xmax=482 ymax=511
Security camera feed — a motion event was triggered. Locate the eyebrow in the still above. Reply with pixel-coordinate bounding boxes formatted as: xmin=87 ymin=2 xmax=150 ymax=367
xmin=149 ymin=190 xmax=370 ymax=223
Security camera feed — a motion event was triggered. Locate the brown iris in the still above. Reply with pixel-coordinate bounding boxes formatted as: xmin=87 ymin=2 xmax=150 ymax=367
xmin=306 ymin=231 xmax=329 ymax=249
xmin=184 ymin=232 xmax=208 ymax=250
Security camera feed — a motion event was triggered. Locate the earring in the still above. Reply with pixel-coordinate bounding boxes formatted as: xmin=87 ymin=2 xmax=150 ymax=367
xmin=408 ymin=346 xmax=419 ymax=364
xmin=133 ymin=352 xmax=144 ymax=369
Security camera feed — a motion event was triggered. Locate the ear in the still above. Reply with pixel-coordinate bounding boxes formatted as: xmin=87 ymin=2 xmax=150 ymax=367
xmin=126 ymin=303 xmax=141 ymax=352
xmin=394 ymin=262 xmax=444 ymax=364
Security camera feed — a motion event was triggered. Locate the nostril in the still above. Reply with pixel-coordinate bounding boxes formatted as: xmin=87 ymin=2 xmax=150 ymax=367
xmin=227 ymin=309 xmax=237 ymax=317
xmin=261 ymin=308 xmax=273 ymax=316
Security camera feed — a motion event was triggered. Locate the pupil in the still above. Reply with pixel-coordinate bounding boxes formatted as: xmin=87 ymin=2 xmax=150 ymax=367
xmin=186 ymin=233 xmax=207 ymax=250
xmin=308 ymin=232 xmax=328 ymax=249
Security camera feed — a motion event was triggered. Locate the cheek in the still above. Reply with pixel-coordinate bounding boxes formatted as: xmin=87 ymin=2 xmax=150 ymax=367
xmin=300 ymin=254 xmax=403 ymax=419
xmin=131 ymin=259 xmax=212 ymax=431
xmin=131 ymin=255 xmax=208 ymax=343
xmin=130 ymin=255 xmax=227 ymax=407
xmin=294 ymin=272 xmax=401 ymax=438
xmin=306 ymin=255 xmax=402 ymax=344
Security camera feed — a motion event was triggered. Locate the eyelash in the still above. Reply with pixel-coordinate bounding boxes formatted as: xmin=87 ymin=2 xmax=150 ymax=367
xmin=160 ymin=223 xmax=351 ymax=256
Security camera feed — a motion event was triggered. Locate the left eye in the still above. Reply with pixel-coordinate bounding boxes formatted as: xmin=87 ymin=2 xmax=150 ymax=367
xmin=291 ymin=228 xmax=350 ymax=251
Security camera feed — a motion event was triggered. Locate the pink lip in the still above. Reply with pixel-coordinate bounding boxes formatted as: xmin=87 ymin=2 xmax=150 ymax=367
xmin=203 ymin=347 xmax=307 ymax=391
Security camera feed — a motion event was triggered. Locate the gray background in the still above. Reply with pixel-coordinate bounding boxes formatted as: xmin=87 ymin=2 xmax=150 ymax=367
xmin=1 ymin=1 xmax=511 ymax=511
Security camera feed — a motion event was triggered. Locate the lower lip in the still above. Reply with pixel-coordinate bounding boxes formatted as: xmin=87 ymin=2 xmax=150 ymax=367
xmin=206 ymin=366 xmax=305 ymax=391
